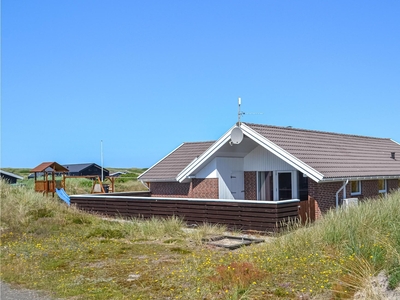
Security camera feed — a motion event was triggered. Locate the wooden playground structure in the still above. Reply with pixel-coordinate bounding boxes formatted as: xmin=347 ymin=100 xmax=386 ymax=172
xmin=30 ymin=162 xmax=114 ymax=196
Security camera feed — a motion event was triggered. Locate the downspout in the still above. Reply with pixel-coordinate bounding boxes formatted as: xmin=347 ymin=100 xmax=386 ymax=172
xmin=335 ymin=179 xmax=349 ymax=210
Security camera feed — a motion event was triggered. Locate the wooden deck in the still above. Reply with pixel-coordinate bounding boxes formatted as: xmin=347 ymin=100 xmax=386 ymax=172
xmin=70 ymin=193 xmax=300 ymax=232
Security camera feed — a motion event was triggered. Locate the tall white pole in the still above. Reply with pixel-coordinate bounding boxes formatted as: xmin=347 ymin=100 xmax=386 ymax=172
xmin=101 ymin=140 xmax=104 ymax=182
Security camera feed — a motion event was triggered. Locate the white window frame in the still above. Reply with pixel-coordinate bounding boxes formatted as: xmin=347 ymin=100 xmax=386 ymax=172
xmin=378 ymin=179 xmax=387 ymax=194
xmin=351 ymin=180 xmax=361 ymax=196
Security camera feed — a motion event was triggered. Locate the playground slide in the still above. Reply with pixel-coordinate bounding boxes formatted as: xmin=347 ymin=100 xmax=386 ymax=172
xmin=56 ymin=188 xmax=70 ymax=206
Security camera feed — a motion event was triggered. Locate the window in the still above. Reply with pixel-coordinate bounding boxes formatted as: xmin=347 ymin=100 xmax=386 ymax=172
xmin=298 ymin=171 xmax=308 ymax=201
xmin=378 ymin=179 xmax=387 ymax=193
xmin=351 ymin=180 xmax=361 ymax=195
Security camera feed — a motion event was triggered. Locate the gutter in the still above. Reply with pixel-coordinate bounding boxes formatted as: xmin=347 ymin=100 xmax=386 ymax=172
xmin=321 ymin=175 xmax=400 ymax=183
xmin=335 ymin=180 xmax=349 ymax=210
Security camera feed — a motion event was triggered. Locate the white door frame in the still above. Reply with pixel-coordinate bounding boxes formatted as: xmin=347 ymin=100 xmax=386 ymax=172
xmin=274 ymin=170 xmax=297 ymax=201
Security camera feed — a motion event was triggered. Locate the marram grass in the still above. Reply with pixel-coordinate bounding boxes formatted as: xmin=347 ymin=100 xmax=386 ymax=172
xmin=1 ymin=179 xmax=399 ymax=299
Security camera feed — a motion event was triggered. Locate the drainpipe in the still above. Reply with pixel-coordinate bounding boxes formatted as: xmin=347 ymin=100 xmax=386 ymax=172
xmin=335 ymin=180 xmax=349 ymax=210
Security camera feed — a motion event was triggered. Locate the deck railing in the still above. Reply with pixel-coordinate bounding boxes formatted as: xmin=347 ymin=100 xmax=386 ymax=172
xmin=70 ymin=193 xmax=300 ymax=232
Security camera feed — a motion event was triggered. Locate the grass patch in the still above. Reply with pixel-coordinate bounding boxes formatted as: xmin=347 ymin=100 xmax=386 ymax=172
xmin=1 ymin=179 xmax=400 ymax=299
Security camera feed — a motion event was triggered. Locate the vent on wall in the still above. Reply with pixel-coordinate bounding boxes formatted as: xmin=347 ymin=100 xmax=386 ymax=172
xmin=391 ymin=152 xmax=396 ymax=159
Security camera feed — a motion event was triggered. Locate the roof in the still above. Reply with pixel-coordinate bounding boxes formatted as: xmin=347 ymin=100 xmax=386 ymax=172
xmin=0 ymin=170 xmax=24 ymax=180
xmin=31 ymin=162 xmax=69 ymax=173
xmin=244 ymin=123 xmax=400 ymax=180
xmin=143 ymin=122 xmax=400 ymax=183
xmin=63 ymin=163 xmax=104 ymax=173
xmin=138 ymin=141 xmax=215 ymax=181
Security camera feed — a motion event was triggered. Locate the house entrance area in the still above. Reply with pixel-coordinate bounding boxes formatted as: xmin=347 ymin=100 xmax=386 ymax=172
xmin=257 ymin=171 xmax=309 ymax=202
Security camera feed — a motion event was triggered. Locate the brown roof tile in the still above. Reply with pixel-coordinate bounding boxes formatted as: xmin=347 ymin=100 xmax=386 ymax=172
xmin=139 ymin=141 xmax=215 ymax=181
xmin=245 ymin=123 xmax=400 ymax=179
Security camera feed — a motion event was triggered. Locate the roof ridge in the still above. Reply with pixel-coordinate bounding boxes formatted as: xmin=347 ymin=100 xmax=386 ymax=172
xmin=182 ymin=140 xmax=216 ymax=144
xmin=243 ymin=122 xmax=391 ymax=140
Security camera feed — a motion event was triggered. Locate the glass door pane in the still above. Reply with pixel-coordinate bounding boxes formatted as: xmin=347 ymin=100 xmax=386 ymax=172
xmin=278 ymin=172 xmax=292 ymax=200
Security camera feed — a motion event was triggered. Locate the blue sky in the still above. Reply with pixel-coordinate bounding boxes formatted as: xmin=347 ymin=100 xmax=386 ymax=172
xmin=2 ymin=1 xmax=399 ymax=168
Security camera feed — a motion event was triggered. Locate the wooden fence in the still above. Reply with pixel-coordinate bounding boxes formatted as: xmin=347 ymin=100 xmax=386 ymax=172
xmin=70 ymin=193 xmax=300 ymax=232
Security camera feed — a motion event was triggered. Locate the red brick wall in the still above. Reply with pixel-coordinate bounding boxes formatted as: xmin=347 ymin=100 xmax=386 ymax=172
xmin=149 ymin=178 xmax=219 ymax=199
xmin=244 ymin=171 xmax=257 ymax=200
xmin=388 ymin=179 xmax=400 ymax=191
xmin=310 ymin=179 xmax=400 ymax=219
xmin=189 ymin=178 xmax=219 ymax=198
xmin=356 ymin=180 xmax=379 ymax=199
xmin=308 ymin=180 xmax=344 ymax=219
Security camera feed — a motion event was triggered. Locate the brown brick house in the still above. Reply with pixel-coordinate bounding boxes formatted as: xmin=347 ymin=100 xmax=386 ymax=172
xmin=138 ymin=123 xmax=400 ymax=220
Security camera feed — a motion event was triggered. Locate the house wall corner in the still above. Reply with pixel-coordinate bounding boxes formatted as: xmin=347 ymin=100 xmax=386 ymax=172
xmin=244 ymin=171 xmax=257 ymax=200
xmin=189 ymin=178 xmax=219 ymax=199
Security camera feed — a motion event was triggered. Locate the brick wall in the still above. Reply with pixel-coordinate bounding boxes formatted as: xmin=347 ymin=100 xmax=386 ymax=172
xmin=150 ymin=178 xmax=219 ymax=199
xmin=357 ymin=180 xmax=379 ymax=199
xmin=310 ymin=179 xmax=400 ymax=219
xmin=308 ymin=180 xmax=344 ymax=219
xmin=388 ymin=179 xmax=400 ymax=191
xmin=244 ymin=171 xmax=257 ymax=200
xmin=189 ymin=178 xmax=219 ymax=198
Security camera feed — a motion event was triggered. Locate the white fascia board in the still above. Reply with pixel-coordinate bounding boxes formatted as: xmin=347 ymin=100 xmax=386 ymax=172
xmin=390 ymin=139 xmax=400 ymax=146
xmin=240 ymin=124 xmax=324 ymax=182
xmin=176 ymin=125 xmax=237 ymax=182
xmin=137 ymin=143 xmax=185 ymax=180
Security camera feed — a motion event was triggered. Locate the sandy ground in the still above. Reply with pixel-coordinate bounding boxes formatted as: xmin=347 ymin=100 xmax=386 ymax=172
xmin=353 ymin=271 xmax=400 ymax=300
xmin=0 ymin=281 xmax=59 ymax=300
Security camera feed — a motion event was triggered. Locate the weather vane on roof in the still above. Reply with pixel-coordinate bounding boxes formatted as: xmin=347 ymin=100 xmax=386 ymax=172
xmin=237 ymin=97 xmax=263 ymax=126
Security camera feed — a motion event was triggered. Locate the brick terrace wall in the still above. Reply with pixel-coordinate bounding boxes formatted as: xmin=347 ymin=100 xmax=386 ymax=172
xmin=189 ymin=178 xmax=218 ymax=199
xmin=149 ymin=182 xmax=190 ymax=198
xmin=244 ymin=171 xmax=257 ymax=200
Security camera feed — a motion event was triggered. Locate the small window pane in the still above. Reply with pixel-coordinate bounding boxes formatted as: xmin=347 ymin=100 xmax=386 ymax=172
xmin=351 ymin=181 xmax=360 ymax=194
xmin=378 ymin=179 xmax=386 ymax=193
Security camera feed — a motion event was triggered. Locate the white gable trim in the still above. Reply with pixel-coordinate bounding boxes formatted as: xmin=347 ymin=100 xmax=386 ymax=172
xmin=177 ymin=124 xmax=325 ymax=183
xmin=391 ymin=139 xmax=400 ymax=146
xmin=176 ymin=126 xmax=236 ymax=182
xmin=240 ymin=124 xmax=324 ymax=182
xmin=138 ymin=143 xmax=185 ymax=181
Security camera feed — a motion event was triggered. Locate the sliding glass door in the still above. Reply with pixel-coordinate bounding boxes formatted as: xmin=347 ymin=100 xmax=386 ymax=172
xmin=277 ymin=172 xmax=292 ymax=200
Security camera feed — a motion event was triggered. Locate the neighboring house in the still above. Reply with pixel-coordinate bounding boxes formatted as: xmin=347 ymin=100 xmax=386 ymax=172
xmin=63 ymin=163 xmax=109 ymax=178
xmin=0 ymin=170 xmax=24 ymax=184
xmin=109 ymin=171 xmax=127 ymax=177
xmin=138 ymin=122 xmax=400 ymax=220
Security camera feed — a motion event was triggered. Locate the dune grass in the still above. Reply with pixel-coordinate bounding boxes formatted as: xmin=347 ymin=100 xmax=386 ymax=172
xmin=1 ymin=180 xmax=399 ymax=299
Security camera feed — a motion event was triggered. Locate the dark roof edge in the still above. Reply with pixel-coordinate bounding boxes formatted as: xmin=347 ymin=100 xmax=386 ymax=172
xmin=0 ymin=170 xmax=24 ymax=180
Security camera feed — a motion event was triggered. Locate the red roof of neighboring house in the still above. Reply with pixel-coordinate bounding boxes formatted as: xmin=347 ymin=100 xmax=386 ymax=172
xmin=30 ymin=162 xmax=69 ymax=173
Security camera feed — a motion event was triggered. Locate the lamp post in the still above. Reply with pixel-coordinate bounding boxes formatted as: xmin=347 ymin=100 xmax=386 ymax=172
xmin=101 ymin=140 xmax=104 ymax=182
